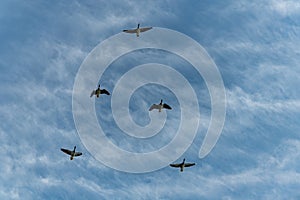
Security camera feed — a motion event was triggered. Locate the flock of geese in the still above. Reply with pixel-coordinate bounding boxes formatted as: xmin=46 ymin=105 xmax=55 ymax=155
xmin=61 ymin=24 xmax=196 ymax=172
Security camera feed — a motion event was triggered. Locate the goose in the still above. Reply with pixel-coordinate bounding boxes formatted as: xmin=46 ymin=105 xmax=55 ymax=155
xmin=61 ymin=146 xmax=82 ymax=160
xmin=123 ymin=24 xmax=152 ymax=37
xmin=90 ymin=84 xmax=110 ymax=98
xmin=149 ymin=99 xmax=172 ymax=112
xmin=169 ymin=158 xmax=195 ymax=172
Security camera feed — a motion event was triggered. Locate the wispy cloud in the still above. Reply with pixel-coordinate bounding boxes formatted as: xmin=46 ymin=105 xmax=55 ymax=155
xmin=1 ymin=0 xmax=300 ymax=199
xmin=270 ymin=0 xmax=300 ymax=16
xmin=227 ymin=86 xmax=300 ymax=113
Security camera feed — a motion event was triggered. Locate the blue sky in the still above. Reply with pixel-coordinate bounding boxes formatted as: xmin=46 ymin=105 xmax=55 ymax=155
xmin=1 ymin=0 xmax=300 ymax=199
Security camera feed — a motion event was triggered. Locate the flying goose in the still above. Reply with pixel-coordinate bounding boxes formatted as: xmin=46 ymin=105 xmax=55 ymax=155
xmin=90 ymin=84 xmax=110 ymax=98
xmin=123 ymin=24 xmax=152 ymax=37
xmin=61 ymin=146 xmax=82 ymax=160
xmin=149 ymin=99 xmax=172 ymax=112
xmin=169 ymin=158 xmax=195 ymax=172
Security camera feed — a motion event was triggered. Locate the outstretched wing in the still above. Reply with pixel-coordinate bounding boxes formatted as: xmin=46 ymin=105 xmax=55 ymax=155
xmin=61 ymin=148 xmax=72 ymax=155
xmin=139 ymin=27 xmax=152 ymax=32
xmin=90 ymin=90 xmax=96 ymax=97
xmin=100 ymin=89 xmax=110 ymax=95
xmin=74 ymin=152 xmax=82 ymax=157
xmin=170 ymin=163 xmax=181 ymax=168
xmin=163 ymin=103 xmax=172 ymax=110
xmin=184 ymin=163 xmax=195 ymax=167
xmin=123 ymin=29 xmax=137 ymax=34
xmin=149 ymin=104 xmax=159 ymax=111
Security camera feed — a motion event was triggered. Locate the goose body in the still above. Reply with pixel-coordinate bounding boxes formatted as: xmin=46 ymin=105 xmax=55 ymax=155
xmin=90 ymin=84 xmax=110 ymax=98
xmin=169 ymin=158 xmax=195 ymax=172
xmin=61 ymin=146 xmax=82 ymax=160
xmin=123 ymin=24 xmax=152 ymax=37
xmin=149 ymin=99 xmax=172 ymax=112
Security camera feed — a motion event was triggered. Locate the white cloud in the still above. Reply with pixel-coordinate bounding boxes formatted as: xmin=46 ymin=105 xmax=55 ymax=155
xmin=0 ymin=188 xmax=20 ymax=200
xmin=74 ymin=177 xmax=114 ymax=195
xmin=1 ymin=0 xmax=300 ymax=199
xmin=270 ymin=0 xmax=300 ymax=16
xmin=227 ymin=86 xmax=300 ymax=113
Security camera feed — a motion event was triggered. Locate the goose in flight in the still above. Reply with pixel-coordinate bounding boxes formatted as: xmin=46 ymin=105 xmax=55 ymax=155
xmin=169 ymin=158 xmax=195 ymax=172
xmin=149 ymin=99 xmax=172 ymax=112
xmin=123 ymin=24 xmax=152 ymax=37
xmin=61 ymin=146 xmax=82 ymax=160
xmin=90 ymin=84 xmax=110 ymax=98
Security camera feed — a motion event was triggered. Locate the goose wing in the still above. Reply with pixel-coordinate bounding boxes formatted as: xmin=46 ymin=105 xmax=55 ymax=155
xmin=163 ymin=103 xmax=172 ymax=110
xmin=184 ymin=163 xmax=195 ymax=167
xmin=90 ymin=90 xmax=96 ymax=97
xmin=123 ymin=29 xmax=137 ymax=34
xmin=100 ymin=89 xmax=110 ymax=95
xmin=74 ymin=152 xmax=82 ymax=157
xmin=170 ymin=163 xmax=181 ymax=168
xmin=61 ymin=148 xmax=72 ymax=155
xmin=149 ymin=104 xmax=160 ymax=111
xmin=139 ymin=27 xmax=152 ymax=32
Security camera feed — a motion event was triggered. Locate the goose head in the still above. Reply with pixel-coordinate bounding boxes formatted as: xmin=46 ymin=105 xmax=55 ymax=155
xmin=160 ymin=99 xmax=163 ymax=105
xmin=183 ymin=158 xmax=185 ymax=163
xmin=73 ymin=146 xmax=76 ymax=151
xmin=137 ymin=23 xmax=140 ymax=29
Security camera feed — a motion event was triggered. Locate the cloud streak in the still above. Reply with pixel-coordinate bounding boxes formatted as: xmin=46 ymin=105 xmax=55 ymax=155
xmin=1 ymin=0 xmax=300 ymax=199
